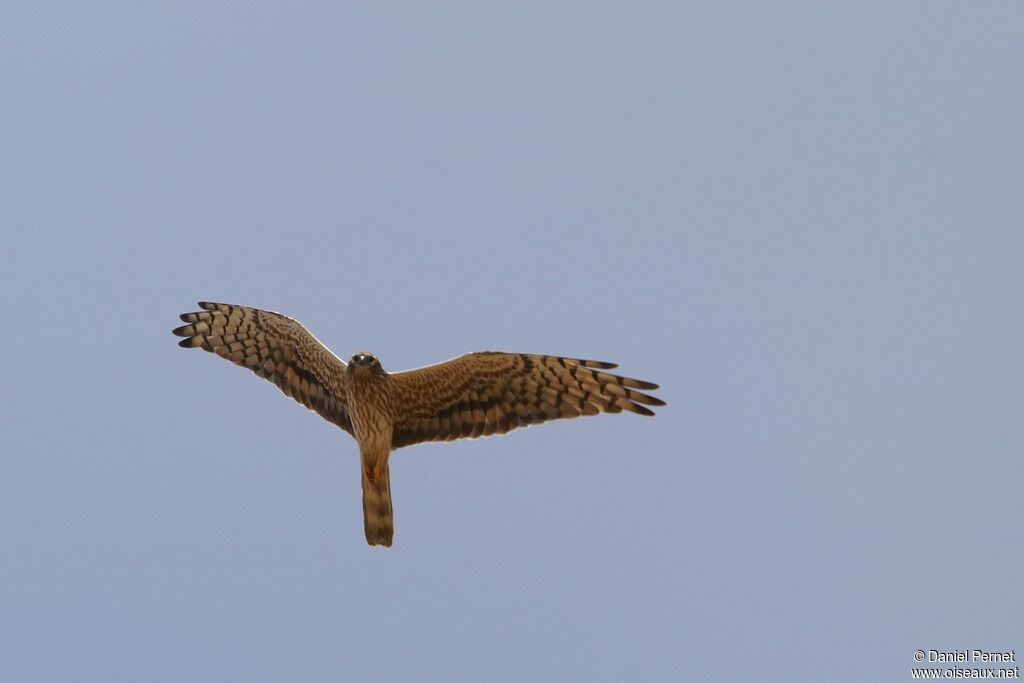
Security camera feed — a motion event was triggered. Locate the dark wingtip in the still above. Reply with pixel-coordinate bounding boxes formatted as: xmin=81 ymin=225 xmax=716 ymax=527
xmin=177 ymin=337 xmax=194 ymax=348
xmin=632 ymin=404 xmax=656 ymax=416
xmin=171 ymin=324 xmax=190 ymax=337
xmin=198 ymin=301 xmax=218 ymax=310
xmin=566 ymin=358 xmax=618 ymax=369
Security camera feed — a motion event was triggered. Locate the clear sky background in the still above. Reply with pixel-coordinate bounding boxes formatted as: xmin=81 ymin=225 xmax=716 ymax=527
xmin=2 ymin=3 xmax=1022 ymax=681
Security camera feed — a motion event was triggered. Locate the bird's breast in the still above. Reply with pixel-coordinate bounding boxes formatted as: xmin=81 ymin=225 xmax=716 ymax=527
xmin=347 ymin=376 xmax=394 ymax=452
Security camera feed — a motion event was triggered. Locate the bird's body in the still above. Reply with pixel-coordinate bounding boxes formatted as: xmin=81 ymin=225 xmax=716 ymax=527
xmin=173 ymin=302 xmax=664 ymax=547
xmin=346 ymin=355 xmax=395 ymax=545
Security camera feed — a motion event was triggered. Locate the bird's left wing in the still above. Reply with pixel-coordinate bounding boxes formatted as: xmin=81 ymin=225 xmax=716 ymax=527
xmin=389 ymin=351 xmax=664 ymax=449
xmin=173 ymin=302 xmax=354 ymax=435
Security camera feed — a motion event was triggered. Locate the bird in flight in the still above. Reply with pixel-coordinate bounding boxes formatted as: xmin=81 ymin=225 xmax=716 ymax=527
xmin=172 ymin=302 xmax=665 ymax=547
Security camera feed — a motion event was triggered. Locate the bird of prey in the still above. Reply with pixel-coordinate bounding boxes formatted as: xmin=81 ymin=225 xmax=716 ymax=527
xmin=172 ymin=302 xmax=664 ymax=547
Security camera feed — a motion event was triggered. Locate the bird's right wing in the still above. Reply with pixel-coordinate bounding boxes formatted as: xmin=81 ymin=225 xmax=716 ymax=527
xmin=389 ymin=351 xmax=664 ymax=449
xmin=173 ymin=301 xmax=354 ymax=435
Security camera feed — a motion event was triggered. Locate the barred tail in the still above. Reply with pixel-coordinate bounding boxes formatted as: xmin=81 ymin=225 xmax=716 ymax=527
xmin=361 ymin=459 xmax=394 ymax=547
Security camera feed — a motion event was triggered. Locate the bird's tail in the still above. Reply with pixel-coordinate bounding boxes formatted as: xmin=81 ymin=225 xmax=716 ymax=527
xmin=361 ymin=458 xmax=394 ymax=547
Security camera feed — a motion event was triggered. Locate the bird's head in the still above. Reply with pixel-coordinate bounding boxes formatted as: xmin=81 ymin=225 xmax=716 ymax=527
xmin=348 ymin=352 xmax=383 ymax=378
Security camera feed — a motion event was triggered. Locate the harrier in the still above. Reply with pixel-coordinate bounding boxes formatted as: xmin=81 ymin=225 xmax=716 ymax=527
xmin=172 ymin=302 xmax=664 ymax=547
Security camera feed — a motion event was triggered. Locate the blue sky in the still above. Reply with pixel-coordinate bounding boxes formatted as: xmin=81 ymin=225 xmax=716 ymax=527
xmin=2 ymin=3 xmax=1022 ymax=681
